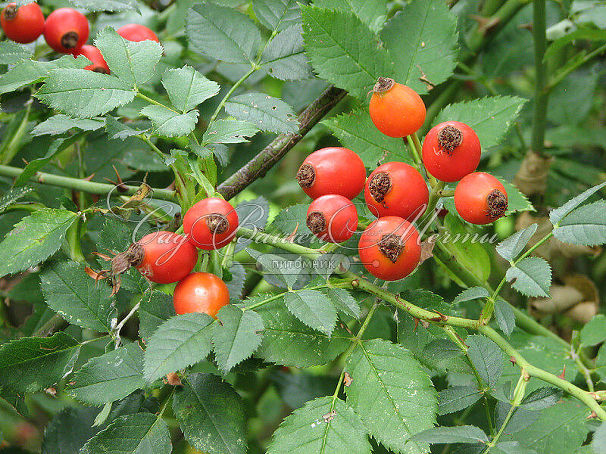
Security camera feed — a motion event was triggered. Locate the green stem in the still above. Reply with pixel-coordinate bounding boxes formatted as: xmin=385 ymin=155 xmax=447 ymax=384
xmin=405 ymin=136 xmax=422 ymax=167
xmin=208 ymin=66 xmax=257 ymax=125
xmin=0 ymin=164 xmax=177 ymax=202
xmin=136 ymin=92 xmax=178 ymax=113
xmin=546 ymin=43 xmax=606 ymax=92
xmin=531 ymin=0 xmax=548 ymax=156
xmin=484 ymin=375 xmax=527 ymax=452
xmin=1 ymin=102 xmax=32 ymax=165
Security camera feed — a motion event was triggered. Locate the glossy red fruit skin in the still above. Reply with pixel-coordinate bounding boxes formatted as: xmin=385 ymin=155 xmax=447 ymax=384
xmin=77 ymin=45 xmax=110 ymax=74
xmin=358 ymin=216 xmax=421 ymax=281
xmin=135 ymin=231 xmax=198 ymax=284
xmin=454 ymin=172 xmax=508 ymax=225
xmin=422 ymin=121 xmax=481 ymax=182
xmin=369 ymin=78 xmax=426 ymax=138
xmin=1 ymin=3 xmax=44 ymax=44
xmin=44 ymin=8 xmax=89 ymax=54
xmin=364 ymin=162 xmax=429 ymax=221
xmin=306 ymin=194 xmax=358 ymax=243
xmin=297 ymin=147 xmax=366 ymax=200
xmin=117 ymin=24 xmax=159 ymax=42
xmin=173 ymin=272 xmax=229 ymax=318
xmin=183 ymin=198 xmax=239 ymax=250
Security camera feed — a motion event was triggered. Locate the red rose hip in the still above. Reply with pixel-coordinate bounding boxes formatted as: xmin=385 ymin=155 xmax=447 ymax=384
xmin=454 ymin=172 xmax=508 ymax=225
xmin=306 ymin=195 xmax=358 ymax=243
xmin=77 ymin=45 xmax=110 ymax=74
xmin=297 ymin=147 xmax=366 ymax=200
xmin=1 ymin=3 xmax=44 ymax=44
xmin=44 ymin=8 xmax=89 ymax=54
xmin=117 ymin=24 xmax=159 ymax=42
xmin=422 ymin=121 xmax=481 ymax=182
xmin=173 ymin=272 xmax=229 ymax=318
xmin=183 ymin=198 xmax=239 ymax=250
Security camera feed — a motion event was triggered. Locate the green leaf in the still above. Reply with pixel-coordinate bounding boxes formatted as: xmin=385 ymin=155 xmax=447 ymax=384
xmin=497 ymin=224 xmax=538 ymax=261
xmin=67 ymin=0 xmax=140 ymax=13
xmin=40 ymin=260 xmax=117 ymax=332
xmin=80 ymin=413 xmax=171 ymax=454
xmin=141 ymin=105 xmax=199 ymax=137
xmin=95 ymin=27 xmax=162 ymax=87
xmin=201 ymin=119 xmax=259 ymax=144
xmin=105 ymin=116 xmax=148 ymax=140
xmin=500 ymin=178 xmax=534 ymax=215
xmin=162 ymin=66 xmax=220 ymax=112
xmin=495 ymin=299 xmax=516 ymax=337
xmin=260 ymin=24 xmax=313 ymax=81
xmin=322 ymin=108 xmax=410 ymax=168
xmin=545 ymin=29 xmax=606 ymax=61
xmin=0 ymin=186 xmax=34 ymax=215
xmin=345 ymin=339 xmax=437 ymax=454
xmin=433 ymin=96 xmax=528 ymax=149
xmin=0 ymin=208 xmax=78 ymax=278
xmin=554 ymin=201 xmax=606 ymax=246
xmin=213 ymin=305 xmax=264 ymax=372
xmin=549 ymin=182 xmax=606 ymax=225
xmin=0 ymin=55 xmax=88 ymax=95
xmin=268 ymin=396 xmax=371 ymax=454
xmin=325 ymin=287 xmax=361 ymax=319
xmin=506 ymin=257 xmax=552 ymax=297
xmin=381 ymin=0 xmax=457 ymax=94
xmin=453 ymin=287 xmax=490 ymax=304
xmin=580 ymin=314 xmax=606 ymax=346
xmin=224 ymin=93 xmax=299 ymax=134
xmin=438 ymin=386 xmax=483 ymax=416
xmin=31 ymin=115 xmax=104 ymax=136
xmin=410 ymin=425 xmax=488 ymax=445
xmin=42 ymin=407 xmax=100 ymax=454
xmin=253 ymin=0 xmax=301 ymax=32
xmin=143 ymin=313 xmax=214 ymax=382
xmin=314 ymin=0 xmax=386 ymax=32
xmin=520 ymin=387 xmax=562 ymax=411
xmin=284 ymin=289 xmax=337 ymax=335
xmin=592 ymin=421 xmax=606 ymax=454
xmin=67 ymin=343 xmax=145 ymax=405
xmin=138 ymin=291 xmax=175 ymax=343
xmin=256 ymin=297 xmax=349 ymax=367
xmin=0 ymin=332 xmax=80 ymax=393
xmin=186 ymin=2 xmax=262 ymax=64
xmin=510 ymin=400 xmax=589 ymax=453
xmin=0 ymin=40 xmax=32 ymax=64
xmin=37 ymin=69 xmax=136 ymax=118
xmin=301 ymin=5 xmax=391 ymax=99
xmin=173 ymin=373 xmax=247 ymax=454
xmin=466 ymin=335 xmax=504 ymax=387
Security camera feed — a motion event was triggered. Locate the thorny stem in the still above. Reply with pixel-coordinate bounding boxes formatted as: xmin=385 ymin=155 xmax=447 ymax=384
xmin=0 ymin=164 xmax=177 ymax=202
xmin=238 ymin=227 xmax=606 ymax=419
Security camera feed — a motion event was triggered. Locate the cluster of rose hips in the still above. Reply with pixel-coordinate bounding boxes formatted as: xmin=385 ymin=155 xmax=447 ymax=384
xmin=1 ymin=2 xmax=159 ymax=74
xmin=100 ymin=198 xmax=240 ymax=319
xmin=297 ymin=77 xmax=508 ymax=281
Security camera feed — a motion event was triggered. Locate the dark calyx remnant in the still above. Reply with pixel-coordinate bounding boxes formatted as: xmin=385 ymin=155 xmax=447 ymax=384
xmin=487 ymin=190 xmax=508 ymax=219
xmin=111 ymin=242 xmax=144 ymax=275
xmin=437 ymin=125 xmax=463 ymax=154
xmin=306 ymin=211 xmax=326 ymax=235
xmin=4 ymin=5 xmax=18 ymax=20
xmin=206 ymin=213 xmax=229 ymax=234
xmin=296 ymin=163 xmax=315 ymax=188
xmin=378 ymin=233 xmax=404 ymax=263
xmin=61 ymin=31 xmax=79 ymax=49
xmin=373 ymin=76 xmax=395 ymax=93
xmin=369 ymin=172 xmax=391 ymax=203
xmin=93 ymin=67 xmax=109 ymax=74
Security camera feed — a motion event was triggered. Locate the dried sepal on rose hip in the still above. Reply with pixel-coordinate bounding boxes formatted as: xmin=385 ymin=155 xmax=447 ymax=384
xmin=364 ymin=161 xmax=429 ymax=221
xmin=422 ymin=121 xmax=481 ymax=182
xmin=296 ymin=147 xmax=366 ymax=200
xmin=1 ymin=2 xmax=45 ymax=44
xmin=454 ymin=172 xmax=508 ymax=225
xmin=369 ymin=77 xmax=426 ymax=138
xmin=173 ymin=272 xmax=229 ymax=318
xmin=358 ymin=216 xmax=421 ymax=281
xmin=87 ymin=231 xmax=198 ymax=294
xmin=183 ymin=197 xmax=239 ymax=250
xmin=43 ymin=8 xmax=89 ymax=54
xmin=306 ymin=194 xmax=358 ymax=243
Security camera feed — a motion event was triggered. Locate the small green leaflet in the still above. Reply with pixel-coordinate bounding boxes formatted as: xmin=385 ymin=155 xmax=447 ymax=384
xmin=225 ymin=93 xmax=299 ymax=134
xmin=31 ymin=114 xmax=104 ymax=136
xmin=580 ymin=314 xmax=606 ymax=346
xmin=253 ymin=0 xmax=302 ymax=33
xmin=0 ymin=209 xmax=78 ymax=278
xmin=438 ymin=386 xmax=483 ymax=415
xmin=143 ymin=313 xmax=215 ymax=382
xmin=284 ymin=289 xmax=337 ymax=336
xmin=506 ymin=257 xmax=552 ymax=297
xmin=496 ymin=224 xmax=538 ymax=261
xmin=202 ymin=119 xmax=259 ymax=144
xmin=410 ymin=425 xmax=488 ymax=445
xmin=554 ymin=201 xmax=606 ymax=246
xmin=260 ymin=24 xmax=313 ymax=81
xmin=466 ymin=335 xmax=504 ymax=388
xmin=453 ymin=287 xmax=490 ymax=304
xmin=80 ymin=413 xmax=171 ymax=454
xmin=138 ymin=291 xmax=175 ymax=342
xmin=549 ymin=181 xmax=606 ymax=225
xmin=162 ymin=66 xmax=220 ymax=113
xmin=173 ymin=373 xmax=247 ymax=454
xmin=314 ymin=0 xmax=386 ymax=32
xmin=67 ymin=0 xmax=140 ymax=13
xmin=0 ymin=40 xmax=32 ymax=64
xmin=0 ymin=186 xmax=34 ymax=215
xmin=268 ymin=396 xmax=371 ymax=454
xmin=0 ymin=332 xmax=81 ymax=393
xmin=213 ymin=305 xmax=264 ymax=372
xmin=300 ymin=6 xmax=391 ymax=99
xmin=141 ymin=105 xmax=199 ymax=137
